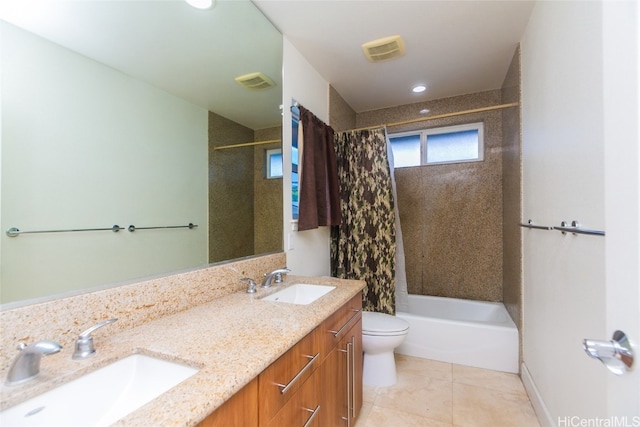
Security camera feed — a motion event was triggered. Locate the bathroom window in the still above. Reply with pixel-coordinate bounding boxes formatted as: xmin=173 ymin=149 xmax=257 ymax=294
xmin=266 ymin=148 xmax=283 ymax=179
xmin=389 ymin=122 xmax=484 ymax=167
xmin=389 ymin=133 xmax=421 ymax=167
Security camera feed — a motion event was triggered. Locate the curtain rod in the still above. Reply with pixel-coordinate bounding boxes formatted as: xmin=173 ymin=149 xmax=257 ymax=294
xmin=213 ymin=138 xmax=282 ymax=151
xmin=213 ymin=103 xmax=518 ymax=149
xmin=347 ymin=102 xmax=520 ymax=133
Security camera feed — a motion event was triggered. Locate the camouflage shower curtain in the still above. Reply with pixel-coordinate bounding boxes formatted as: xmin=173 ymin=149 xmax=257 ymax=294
xmin=331 ymin=127 xmax=396 ymax=314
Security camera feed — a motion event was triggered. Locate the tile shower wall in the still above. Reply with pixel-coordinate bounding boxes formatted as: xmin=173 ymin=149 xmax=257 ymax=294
xmin=501 ymin=46 xmax=523 ymax=330
xmin=356 ymin=91 xmax=505 ymax=302
xmin=329 ymin=85 xmax=357 ymax=131
xmin=330 ymin=55 xmax=522 ymax=308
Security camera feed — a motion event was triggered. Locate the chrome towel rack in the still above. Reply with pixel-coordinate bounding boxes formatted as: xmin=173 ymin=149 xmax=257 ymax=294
xmin=555 ymin=220 xmax=605 ymax=236
xmin=6 ymin=223 xmax=197 ymax=237
xmin=6 ymin=225 xmax=123 ymax=237
xmin=519 ymin=219 xmax=605 ymax=237
xmin=127 ymin=223 xmax=197 ymax=232
xmin=519 ymin=220 xmax=553 ymax=231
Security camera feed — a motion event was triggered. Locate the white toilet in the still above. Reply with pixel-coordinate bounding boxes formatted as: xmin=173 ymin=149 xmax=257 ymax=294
xmin=361 ymin=311 xmax=410 ymax=387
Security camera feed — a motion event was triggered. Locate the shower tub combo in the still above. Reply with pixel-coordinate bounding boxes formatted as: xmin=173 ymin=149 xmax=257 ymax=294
xmin=395 ymin=294 xmax=519 ymax=373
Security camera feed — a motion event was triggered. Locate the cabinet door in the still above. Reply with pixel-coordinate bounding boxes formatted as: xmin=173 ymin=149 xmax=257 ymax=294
xmin=350 ymin=317 xmax=363 ymax=422
xmin=319 ymin=315 xmax=363 ymax=427
xmin=319 ymin=343 xmax=348 ymax=426
xmin=197 ymin=378 xmax=258 ymax=427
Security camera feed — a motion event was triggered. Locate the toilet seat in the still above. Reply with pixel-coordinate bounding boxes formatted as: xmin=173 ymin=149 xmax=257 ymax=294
xmin=362 ymin=311 xmax=409 ymax=336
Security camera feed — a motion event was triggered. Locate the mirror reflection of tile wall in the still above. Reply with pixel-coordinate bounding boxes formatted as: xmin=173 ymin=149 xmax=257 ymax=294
xmin=208 ymin=111 xmax=283 ymax=263
xmin=254 ymin=127 xmax=284 ymax=255
xmin=209 ymin=112 xmax=255 ymax=263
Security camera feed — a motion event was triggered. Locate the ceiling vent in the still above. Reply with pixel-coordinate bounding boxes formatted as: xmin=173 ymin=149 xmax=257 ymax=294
xmin=362 ymin=35 xmax=406 ymax=63
xmin=234 ymin=72 xmax=276 ymax=90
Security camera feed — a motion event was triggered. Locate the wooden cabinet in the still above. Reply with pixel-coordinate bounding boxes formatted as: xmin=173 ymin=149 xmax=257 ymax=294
xmin=197 ymin=378 xmax=258 ymax=427
xmin=319 ymin=294 xmax=363 ymax=426
xmin=200 ymin=293 xmax=362 ymax=427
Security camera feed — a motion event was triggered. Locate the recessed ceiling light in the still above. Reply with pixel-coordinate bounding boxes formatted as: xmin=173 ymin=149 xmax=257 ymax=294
xmin=185 ymin=0 xmax=215 ymax=10
xmin=412 ymin=84 xmax=427 ymax=93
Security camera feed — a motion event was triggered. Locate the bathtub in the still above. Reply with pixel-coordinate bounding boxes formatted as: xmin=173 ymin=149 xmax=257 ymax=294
xmin=395 ymin=294 xmax=519 ymax=373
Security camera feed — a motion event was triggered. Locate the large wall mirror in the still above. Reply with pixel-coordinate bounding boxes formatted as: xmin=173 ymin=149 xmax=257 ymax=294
xmin=0 ymin=0 xmax=284 ymax=306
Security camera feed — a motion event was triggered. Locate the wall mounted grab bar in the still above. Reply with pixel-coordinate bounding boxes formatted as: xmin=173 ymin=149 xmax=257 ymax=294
xmin=6 ymin=225 xmax=123 ymax=237
xmin=519 ymin=219 xmax=605 ymax=237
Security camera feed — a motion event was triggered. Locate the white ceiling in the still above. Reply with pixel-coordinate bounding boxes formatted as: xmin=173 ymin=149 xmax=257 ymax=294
xmin=1 ymin=0 xmax=536 ymax=128
xmin=255 ymin=0 xmax=535 ymax=112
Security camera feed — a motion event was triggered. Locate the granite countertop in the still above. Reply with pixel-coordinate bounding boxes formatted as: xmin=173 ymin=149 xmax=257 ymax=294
xmin=0 ymin=275 xmax=365 ymax=426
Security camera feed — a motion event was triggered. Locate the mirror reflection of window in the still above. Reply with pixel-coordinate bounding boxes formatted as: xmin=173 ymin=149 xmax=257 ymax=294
xmin=266 ymin=149 xmax=283 ymax=178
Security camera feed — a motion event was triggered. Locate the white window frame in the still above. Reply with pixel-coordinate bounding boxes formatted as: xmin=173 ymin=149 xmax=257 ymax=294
xmin=389 ymin=122 xmax=484 ymax=167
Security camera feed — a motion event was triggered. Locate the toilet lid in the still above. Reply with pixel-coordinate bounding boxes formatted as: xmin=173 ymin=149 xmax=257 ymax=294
xmin=362 ymin=311 xmax=409 ymax=335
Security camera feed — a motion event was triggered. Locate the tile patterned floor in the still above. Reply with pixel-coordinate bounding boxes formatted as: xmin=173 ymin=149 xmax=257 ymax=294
xmin=355 ymin=354 xmax=541 ymax=427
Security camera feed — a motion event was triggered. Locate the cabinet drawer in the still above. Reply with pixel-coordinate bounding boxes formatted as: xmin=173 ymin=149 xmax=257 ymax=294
xmin=320 ymin=293 xmax=362 ymax=359
xmin=259 ymin=328 xmax=320 ymax=424
xmin=265 ymin=369 xmax=321 ymax=427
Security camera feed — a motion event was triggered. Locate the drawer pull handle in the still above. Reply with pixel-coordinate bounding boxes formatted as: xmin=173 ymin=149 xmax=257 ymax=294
xmin=340 ymin=338 xmax=357 ymax=425
xmin=303 ymin=405 xmax=321 ymax=427
xmin=329 ymin=309 xmax=361 ymax=338
xmin=351 ymin=336 xmax=356 ymax=419
xmin=276 ymin=352 xmax=319 ymax=395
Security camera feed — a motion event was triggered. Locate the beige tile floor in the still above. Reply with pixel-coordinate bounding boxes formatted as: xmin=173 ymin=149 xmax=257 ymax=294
xmin=355 ymin=354 xmax=541 ymax=427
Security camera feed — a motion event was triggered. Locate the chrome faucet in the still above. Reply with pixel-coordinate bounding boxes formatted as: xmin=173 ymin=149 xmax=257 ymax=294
xmin=5 ymin=340 xmax=63 ymax=386
xmin=261 ymin=267 xmax=291 ymax=288
xmin=72 ymin=318 xmax=118 ymax=360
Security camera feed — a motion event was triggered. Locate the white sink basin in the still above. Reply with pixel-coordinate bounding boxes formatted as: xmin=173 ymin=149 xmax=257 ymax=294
xmin=0 ymin=354 xmax=198 ymax=427
xmin=261 ymin=284 xmax=336 ymax=305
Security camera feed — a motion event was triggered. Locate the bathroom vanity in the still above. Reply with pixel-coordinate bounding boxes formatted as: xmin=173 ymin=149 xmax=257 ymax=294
xmin=0 ymin=255 xmax=365 ymax=427
xmin=199 ymin=293 xmax=363 ymax=427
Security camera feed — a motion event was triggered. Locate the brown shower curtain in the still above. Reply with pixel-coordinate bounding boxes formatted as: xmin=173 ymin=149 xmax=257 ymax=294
xmin=331 ymin=127 xmax=396 ymax=314
xmin=297 ymin=106 xmax=341 ymax=231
